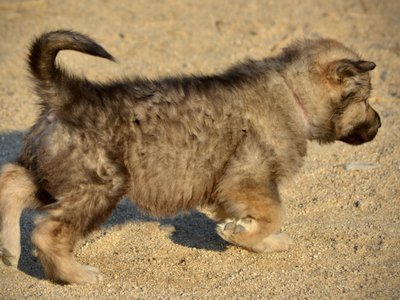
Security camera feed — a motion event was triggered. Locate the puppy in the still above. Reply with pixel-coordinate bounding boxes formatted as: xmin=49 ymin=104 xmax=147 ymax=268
xmin=0 ymin=30 xmax=380 ymax=284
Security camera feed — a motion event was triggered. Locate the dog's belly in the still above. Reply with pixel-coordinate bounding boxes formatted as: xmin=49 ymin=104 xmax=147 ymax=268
xmin=125 ymin=126 xmax=241 ymax=216
xmin=126 ymin=164 xmax=215 ymax=216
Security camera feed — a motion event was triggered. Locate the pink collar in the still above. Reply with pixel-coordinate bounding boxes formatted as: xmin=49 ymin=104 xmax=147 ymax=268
xmin=281 ymin=76 xmax=309 ymax=128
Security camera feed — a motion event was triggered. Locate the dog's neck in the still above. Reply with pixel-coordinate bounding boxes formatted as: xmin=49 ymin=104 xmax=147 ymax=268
xmin=281 ymin=75 xmax=309 ymax=131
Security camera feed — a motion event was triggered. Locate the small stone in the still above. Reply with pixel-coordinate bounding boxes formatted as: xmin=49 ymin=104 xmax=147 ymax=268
xmin=343 ymin=162 xmax=380 ymax=170
xmin=389 ymin=83 xmax=400 ymax=97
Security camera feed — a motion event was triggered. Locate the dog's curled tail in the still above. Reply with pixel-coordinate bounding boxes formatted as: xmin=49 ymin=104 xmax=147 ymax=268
xmin=28 ymin=30 xmax=114 ymax=108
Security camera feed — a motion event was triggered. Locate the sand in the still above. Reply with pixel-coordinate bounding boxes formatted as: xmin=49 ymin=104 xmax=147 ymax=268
xmin=0 ymin=0 xmax=399 ymax=299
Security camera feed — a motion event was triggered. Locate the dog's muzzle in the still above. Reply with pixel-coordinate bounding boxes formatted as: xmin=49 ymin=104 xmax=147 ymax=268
xmin=339 ymin=108 xmax=381 ymax=145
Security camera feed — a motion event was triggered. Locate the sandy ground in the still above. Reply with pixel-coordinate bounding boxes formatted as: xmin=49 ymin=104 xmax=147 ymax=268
xmin=0 ymin=0 xmax=399 ymax=299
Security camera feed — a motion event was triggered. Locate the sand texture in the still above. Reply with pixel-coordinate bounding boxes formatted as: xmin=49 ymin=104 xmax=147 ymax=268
xmin=0 ymin=0 xmax=399 ymax=299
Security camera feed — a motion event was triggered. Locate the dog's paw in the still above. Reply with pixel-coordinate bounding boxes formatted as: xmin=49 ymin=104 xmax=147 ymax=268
xmin=252 ymin=232 xmax=293 ymax=253
xmin=78 ymin=265 xmax=104 ymax=284
xmin=0 ymin=243 xmax=19 ymax=267
xmin=55 ymin=263 xmax=104 ymax=284
xmin=217 ymin=218 xmax=292 ymax=253
xmin=49 ymin=262 xmax=104 ymax=284
xmin=216 ymin=218 xmax=259 ymax=243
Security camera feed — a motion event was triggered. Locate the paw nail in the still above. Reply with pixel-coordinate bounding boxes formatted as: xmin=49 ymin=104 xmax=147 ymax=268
xmin=224 ymin=222 xmax=235 ymax=231
xmin=234 ymin=224 xmax=245 ymax=233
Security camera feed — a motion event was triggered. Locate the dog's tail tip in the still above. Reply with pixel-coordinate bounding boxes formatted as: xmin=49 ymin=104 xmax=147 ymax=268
xmin=28 ymin=29 xmax=114 ymax=82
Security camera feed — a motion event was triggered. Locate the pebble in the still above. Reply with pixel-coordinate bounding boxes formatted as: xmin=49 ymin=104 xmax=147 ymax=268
xmin=343 ymin=162 xmax=380 ymax=170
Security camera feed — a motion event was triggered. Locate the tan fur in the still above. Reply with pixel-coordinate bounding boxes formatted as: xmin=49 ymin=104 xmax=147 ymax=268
xmin=0 ymin=31 xmax=380 ymax=284
xmin=32 ymin=219 xmax=103 ymax=283
xmin=0 ymin=164 xmax=39 ymax=266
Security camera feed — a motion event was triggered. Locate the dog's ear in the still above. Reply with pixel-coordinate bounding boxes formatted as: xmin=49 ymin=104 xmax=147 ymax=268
xmin=328 ymin=59 xmax=376 ymax=83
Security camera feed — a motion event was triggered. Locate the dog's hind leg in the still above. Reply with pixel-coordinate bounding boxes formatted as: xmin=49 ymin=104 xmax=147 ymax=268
xmin=0 ymin=163 xmax=40 ymax=267
xmin=31 ymin=184 xmax=124 ymax=284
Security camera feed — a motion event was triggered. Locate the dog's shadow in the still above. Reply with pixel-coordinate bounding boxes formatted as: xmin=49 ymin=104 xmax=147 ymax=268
xmin=0 ymin=131 xmax=228 ymax=280
xmin=106 ymin=199 xmax=228 ymax=252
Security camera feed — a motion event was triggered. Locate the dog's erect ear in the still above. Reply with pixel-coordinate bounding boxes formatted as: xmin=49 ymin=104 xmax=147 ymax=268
xmin=328 ymin=59 xmax=376 ymax=83
xmin=354 ymin=60 xmax=376 ymax=72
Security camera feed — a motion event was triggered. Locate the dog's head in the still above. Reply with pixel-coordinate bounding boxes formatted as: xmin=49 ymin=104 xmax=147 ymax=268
xmin=283 ymin=39 xmax=381 ymax=145
xmin=325 ymin=59 xmax=381 ymax=145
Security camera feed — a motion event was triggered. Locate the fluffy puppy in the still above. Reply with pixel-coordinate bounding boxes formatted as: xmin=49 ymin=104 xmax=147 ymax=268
xmin=0 ymin=30 xmax=380 ymax=284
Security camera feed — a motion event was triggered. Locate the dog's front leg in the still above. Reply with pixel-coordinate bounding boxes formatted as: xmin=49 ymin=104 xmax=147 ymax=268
xmin=213 ymin=171 xmax=291 ymax=253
